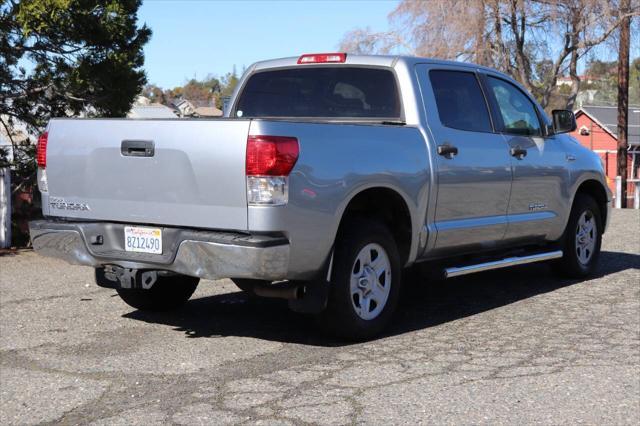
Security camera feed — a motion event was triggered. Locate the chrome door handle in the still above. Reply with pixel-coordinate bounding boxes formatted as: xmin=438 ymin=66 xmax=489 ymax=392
xmin=510 ymin=146 xmax=527 ymax=159
xmin=437 ymin=144 xmax=458 ymax=159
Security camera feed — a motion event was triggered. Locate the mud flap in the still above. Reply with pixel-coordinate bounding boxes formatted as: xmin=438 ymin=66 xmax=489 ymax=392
xmin=288 ymin=280 xmax=330 ymax=314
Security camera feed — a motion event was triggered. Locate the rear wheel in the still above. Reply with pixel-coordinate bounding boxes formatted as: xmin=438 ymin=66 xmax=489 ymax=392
xmin=116 ymin=274 xmax=199 ymax=311
xmin=553 ymin=193 xmax=602 ymax=278
xmin=316 ymin=219 xmax=402 ymax=341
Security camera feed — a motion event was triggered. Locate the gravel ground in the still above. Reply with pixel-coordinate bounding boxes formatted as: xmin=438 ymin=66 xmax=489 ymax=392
xmin=1 ymin=209 xmax=639 ymax=425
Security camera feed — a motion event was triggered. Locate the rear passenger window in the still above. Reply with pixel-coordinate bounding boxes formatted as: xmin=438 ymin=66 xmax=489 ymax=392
xmin=429 ymin=70 xmax=493 ymax=133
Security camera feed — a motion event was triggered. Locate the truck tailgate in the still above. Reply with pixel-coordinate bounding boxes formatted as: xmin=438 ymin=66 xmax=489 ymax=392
xmin=45 ymin=119 xmax=250 ymax=231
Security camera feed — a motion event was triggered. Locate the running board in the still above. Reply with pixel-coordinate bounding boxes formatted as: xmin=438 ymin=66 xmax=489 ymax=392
xmin=444 ymin=250 xmax=563 ymax=278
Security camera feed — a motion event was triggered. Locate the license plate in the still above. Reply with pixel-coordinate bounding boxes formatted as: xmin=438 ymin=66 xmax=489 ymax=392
xmin=124 ymin=226 xmax=162 ymax=254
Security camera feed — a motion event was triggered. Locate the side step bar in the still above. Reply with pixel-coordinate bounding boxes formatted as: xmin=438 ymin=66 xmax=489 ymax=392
xmin=444 ymin=250 xmax=563 ymax=278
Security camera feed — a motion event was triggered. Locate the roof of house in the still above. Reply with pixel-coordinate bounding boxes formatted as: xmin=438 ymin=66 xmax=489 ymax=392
xmin=557 ymin=75 xmax=599 ymax=81
xmin=127 ymin=104 xmax=178 ymax=119
xmin=193 ymin=106 xmax=223 ymax=117
xmin=575 ymin=105 xmax=640 ymax=145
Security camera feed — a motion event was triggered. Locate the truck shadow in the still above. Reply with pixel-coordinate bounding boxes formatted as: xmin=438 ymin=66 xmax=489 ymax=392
xmin=122 ymin=250 xmax=639 ymax=346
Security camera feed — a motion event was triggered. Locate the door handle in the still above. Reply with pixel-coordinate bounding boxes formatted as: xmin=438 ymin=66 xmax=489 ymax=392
xmin=510 ymin=146 xmax=527 ymax=159
xmin=437 ymin=144 xmax=458 ymax=159
xmin=121 ymin=140 xmax=154 ymax=157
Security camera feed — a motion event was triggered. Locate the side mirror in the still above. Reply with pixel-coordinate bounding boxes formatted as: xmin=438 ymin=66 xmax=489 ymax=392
xmin=552 ymin=109 xmax=577 ymax=134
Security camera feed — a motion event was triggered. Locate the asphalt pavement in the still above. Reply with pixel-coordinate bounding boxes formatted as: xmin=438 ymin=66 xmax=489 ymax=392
xmin=1 ymin=209 xmax=639 ymax=425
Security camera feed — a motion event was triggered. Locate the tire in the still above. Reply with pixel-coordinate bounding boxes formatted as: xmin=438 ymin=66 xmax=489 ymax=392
xmin=116 ymin=274 xmax=199 ymax=311
xmin=315 ymin=218 xmax=402 ymax=341
xmin=231 ymin=278 xmax=269 ymax=295
xmin=553 ymin=193 xmax=602 ymax=278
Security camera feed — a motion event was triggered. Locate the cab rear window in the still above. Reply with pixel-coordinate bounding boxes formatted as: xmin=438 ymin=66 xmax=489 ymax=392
xmin=234 ymin=67 xmax=401 ymax=119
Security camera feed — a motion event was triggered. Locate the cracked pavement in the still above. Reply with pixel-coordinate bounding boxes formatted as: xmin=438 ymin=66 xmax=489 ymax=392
xmin=1 ymin=209 xmax=639 ymax=425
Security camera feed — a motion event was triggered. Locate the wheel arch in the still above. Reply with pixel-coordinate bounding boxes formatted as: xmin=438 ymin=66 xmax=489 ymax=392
xmin=334 ymin=185 xmax=415 ymax=266
xmin=572 ymin=178 xmax=610 ymax=233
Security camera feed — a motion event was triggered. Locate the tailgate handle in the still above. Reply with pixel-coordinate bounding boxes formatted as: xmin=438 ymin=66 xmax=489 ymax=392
xmin=121 ymin=140 xmax=154 ymax=157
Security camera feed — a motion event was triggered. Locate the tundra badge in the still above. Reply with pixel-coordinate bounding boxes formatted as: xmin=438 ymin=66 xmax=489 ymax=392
xmin=528 ymin=202 xmax=547 ymax=211
xmin=49 ymin=197 xmax=91 ymax=211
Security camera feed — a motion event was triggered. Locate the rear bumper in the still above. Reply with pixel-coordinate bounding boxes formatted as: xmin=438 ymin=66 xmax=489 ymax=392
xmin=29 ymin=220 xmax=290 ymax=281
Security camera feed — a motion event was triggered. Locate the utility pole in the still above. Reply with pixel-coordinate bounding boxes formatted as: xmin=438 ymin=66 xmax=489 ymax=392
xmin=617 ymin=0 xmax=631 ymax=208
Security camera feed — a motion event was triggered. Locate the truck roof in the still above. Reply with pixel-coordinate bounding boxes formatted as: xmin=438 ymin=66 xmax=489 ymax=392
xmin=249 ymin=54 xmax=510 ymax=79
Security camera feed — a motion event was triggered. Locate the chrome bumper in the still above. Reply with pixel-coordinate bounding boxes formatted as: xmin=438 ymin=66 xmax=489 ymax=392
xmin=29 ymin=220 xmax=290 ymax=281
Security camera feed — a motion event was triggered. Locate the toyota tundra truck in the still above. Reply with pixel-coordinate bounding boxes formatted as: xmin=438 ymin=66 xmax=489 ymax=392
xmin=29 ymin=53 xmax=611 ymax=340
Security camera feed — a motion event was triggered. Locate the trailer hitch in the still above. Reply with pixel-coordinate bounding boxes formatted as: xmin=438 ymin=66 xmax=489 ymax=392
xmin=95 ymin=266 xmax=158 ymax=290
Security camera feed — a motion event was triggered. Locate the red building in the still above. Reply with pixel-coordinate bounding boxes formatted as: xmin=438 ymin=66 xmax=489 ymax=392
xmin=571 ymin=106 xmax=640 ymax=207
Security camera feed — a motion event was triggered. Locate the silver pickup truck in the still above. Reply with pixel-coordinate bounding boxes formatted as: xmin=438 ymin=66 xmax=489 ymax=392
xmin=30 ymin=53 xmax=611 ymax=339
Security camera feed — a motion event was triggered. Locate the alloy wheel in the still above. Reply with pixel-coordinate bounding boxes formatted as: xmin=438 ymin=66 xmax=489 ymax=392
xmin=349 ymin=243 xmax=392 ymax=320
xmin=575 ymin=211 xmax=596 ymax=265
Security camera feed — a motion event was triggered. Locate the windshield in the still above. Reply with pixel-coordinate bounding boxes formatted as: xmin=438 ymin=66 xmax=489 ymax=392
xmin=234 ymin=67 xmax=401 ymax=119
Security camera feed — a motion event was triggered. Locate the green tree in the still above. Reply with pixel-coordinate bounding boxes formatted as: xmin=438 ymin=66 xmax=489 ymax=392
xmin=152 ymin=67 xmax=241 ymax=110
xmin=216 ymin=66 xmax=239 ymax=109
xmin=180 ymin=76 xmax=220 ymax=106
xmin=579 ymin=58 xmax=640 ymax=106
xmin=630 ymin=57 xmax=640 ymax=104
xmin=1 ymin=0 xmax=150 ymax=245
xmin=1 ymin=0 xmax=151 ymax=134
xmin=143 ymin=84 xmax=165 ymax=104
xmin=586 ymin=59 xmax=617 ymax=79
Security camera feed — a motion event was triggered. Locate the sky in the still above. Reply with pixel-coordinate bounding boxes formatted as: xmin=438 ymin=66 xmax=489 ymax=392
xmin=138 ymin=0 xmax=398 ymax=88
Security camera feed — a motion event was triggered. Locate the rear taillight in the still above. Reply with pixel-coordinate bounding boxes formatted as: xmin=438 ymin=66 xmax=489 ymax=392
xmin=297 ymin=53 xmax=347 ymax=64
xmin=246 ymin=135 xmax=299 ymax=176
xmin=36 ymin=132 xmax=49 ymax=192
xmin=246 ymin=135 xmax=299 ymax=205
xmin=36 ymin=132 xmax=48 ymax=168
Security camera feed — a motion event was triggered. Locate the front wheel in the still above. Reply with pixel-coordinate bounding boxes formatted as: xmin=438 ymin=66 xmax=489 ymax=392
xmin=116 ymin=274 xmax=199 ymax=311
xmin=553 ymin=193 xmax=602 ymax=278
xmin=315 ymin=219 xmax=402 ymax=341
